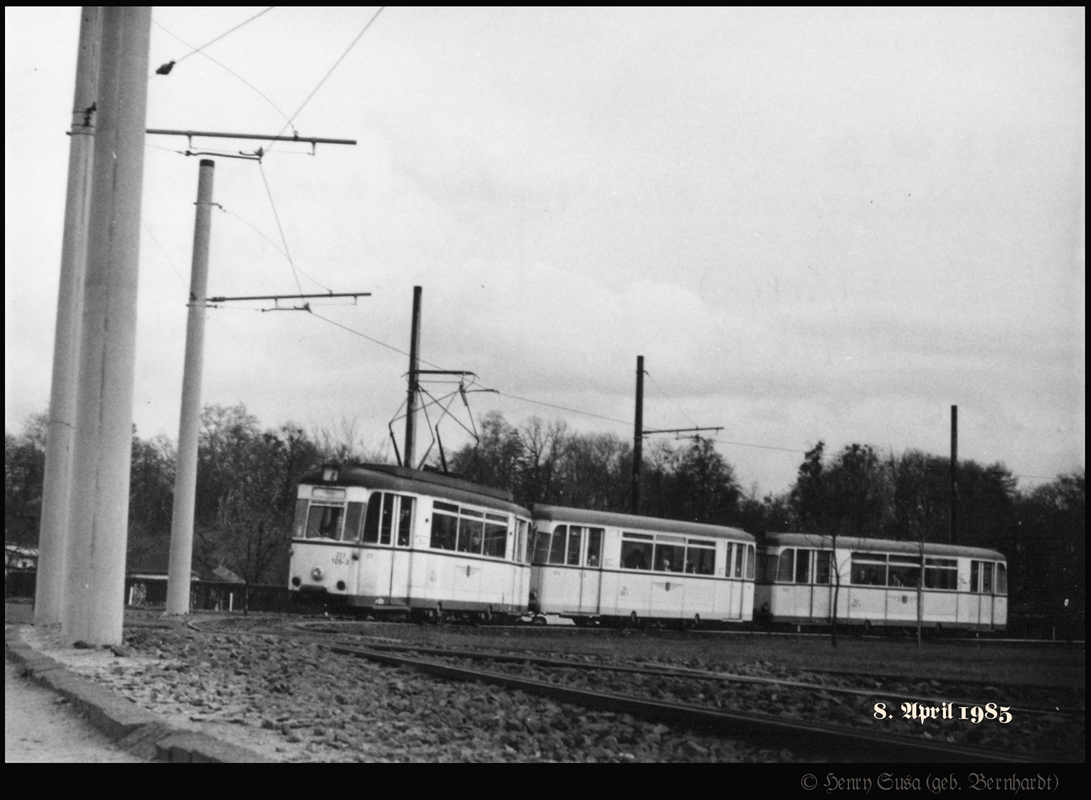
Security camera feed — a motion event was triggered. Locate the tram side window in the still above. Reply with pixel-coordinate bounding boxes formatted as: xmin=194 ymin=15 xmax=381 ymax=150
xmin=548 ymin=525 xmax=568 ymax=565
xmin=655 ymin=543 xmax=683 ymax=572
xmin=685 ymin=541 xmax=715 ymax=575
xmin=567 ymin=526 xmax=583 ymax=566
xmin=795 ymin=549 xmax=811 ymax=583
xmin=585 ymin=527 xmax=603 ymax=568
xmin=996 ymin=563 xmax=1007 ymax=595
xmin=430 ymin=502 xmax=458 ymax=551
xmin=621 ymin=535 xmax=652 ymax=570
xmin=887 ymin=555 xmax=921 ymax=588
xmin=815 ymin=550 xmax=830 ymax=584
xmin=970 ymin=560 xmax=983 ymax=593
xmin=379 ymin=494 xmax=395 ymax=545
xmin=776 ymin=549 xmax=794 ymax=583
xmin=293 ymin=499 xmax=308 ymax=539
xmin=746 ymin=544 xmax=755 ymax=580
xmin=458 ymin=509 xmax=485 ymax=554
xmin=924 ymin=558 xmax=958 ymax=590
xmin=850 ymin=553 xmax=887 ymax=586
xmin=397 ymin=497 xmax=414 ymax=546
xmin=343 ymin=502 xmax=365 ymax=542
xmin=306 ymin=504 xmax=344 ymax=539
xmin=483 ymin=513 xmax=507 ymax=559
xmin=362 ymin=494 xmax=382 ymax=544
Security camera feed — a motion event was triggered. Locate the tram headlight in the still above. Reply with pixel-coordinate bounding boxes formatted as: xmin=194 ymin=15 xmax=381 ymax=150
xmin=311 ymin=567 xmax=324 ymax=581
xmin=291 ymin=577 xmax=302 ymax=587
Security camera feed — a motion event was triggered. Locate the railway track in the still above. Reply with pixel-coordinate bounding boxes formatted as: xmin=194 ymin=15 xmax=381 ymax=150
xmin=299 ymin=633 xmax=1080 ymax=719
xmin=326 ymin=640 xmax=1030 ymax=763
xmin=171 ymin=614 xmax=1083 ymax=762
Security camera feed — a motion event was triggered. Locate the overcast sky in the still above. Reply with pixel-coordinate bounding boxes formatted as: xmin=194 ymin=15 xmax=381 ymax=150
xmin=5 ymin=7 xmax=1085 ymax=496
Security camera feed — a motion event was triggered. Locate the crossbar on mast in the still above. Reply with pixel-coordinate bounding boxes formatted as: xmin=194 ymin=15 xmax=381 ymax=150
xmin=147 ymin=128 xmax=357 ymax=146
xmin=206 ymin=292 xmax=370 ymax=303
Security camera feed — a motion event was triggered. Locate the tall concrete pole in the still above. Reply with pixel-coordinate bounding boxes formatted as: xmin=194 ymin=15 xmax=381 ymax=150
xmin=35 ymin=7 xmax=101 ymax=625
xmin=166 ymin=160 xmax=216 ymax=615
xmin=950 ymin=405 xmax=958 ymax=545
xmin=631 ymin=355 xmax=644 ymax=515
xmin=404 ymin=286 xmax=422 ymax=469
xmin=63 ymin=7 xmax=151 ymax=646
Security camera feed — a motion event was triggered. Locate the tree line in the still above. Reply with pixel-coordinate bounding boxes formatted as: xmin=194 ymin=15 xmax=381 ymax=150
xmin=5 ymin=407 xmax=1084 ymax=628
xmin=5 ymin=405 xmax=381 ymax=586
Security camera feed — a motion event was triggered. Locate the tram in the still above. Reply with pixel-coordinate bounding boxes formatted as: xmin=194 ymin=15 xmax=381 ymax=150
xmin=529 ymin=505 xmax=756 ymax=627
xmin=289 ymin=463 xmax=532 ymax=621
xmin=755 ymin=533 xmax=1008 ymax=632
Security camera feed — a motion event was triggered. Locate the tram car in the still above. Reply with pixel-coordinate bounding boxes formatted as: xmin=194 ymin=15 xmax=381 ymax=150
xmin=529 ymin=505 xmax=756 ymax=627
xmin=755 ymin=533 xmax=1007 ymax=632
xmin=289 ymin=464 xmax=532 ymax=622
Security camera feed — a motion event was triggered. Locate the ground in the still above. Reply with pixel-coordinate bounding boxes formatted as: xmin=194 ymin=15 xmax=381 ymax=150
xmin=5 ymin=658 xmax=144 ymax=763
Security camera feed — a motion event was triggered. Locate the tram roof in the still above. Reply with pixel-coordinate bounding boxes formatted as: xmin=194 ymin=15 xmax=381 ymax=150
xmin=757 ymin=532 xmax=1005 ymax=561
xmin=531 ymin=504 xmax=754 ymax=542
xmin=300 ymin=463 xmax=530 ymax=516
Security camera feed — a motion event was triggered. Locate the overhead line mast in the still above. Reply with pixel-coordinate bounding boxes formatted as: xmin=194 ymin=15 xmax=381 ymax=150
xmin=153 ymin=127 xmax=360 ymax=615
xmin=630 ymin=355 xmax=722 ymax=515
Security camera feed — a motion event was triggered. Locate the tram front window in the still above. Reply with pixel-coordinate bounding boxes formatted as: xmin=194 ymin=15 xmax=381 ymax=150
xmin=306 ymin=505 xmax=343 ymax=539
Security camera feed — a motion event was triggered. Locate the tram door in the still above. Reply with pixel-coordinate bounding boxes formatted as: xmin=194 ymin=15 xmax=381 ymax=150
xmin=794 ymin=548 xmax=833 ymax=623
xmin=968 ymin=560 xmax=995 ymax=628
xmin=386 ymin=495 xmax=415 ymax=605
xmin=578 ymin=527 xmax=604 ymax=615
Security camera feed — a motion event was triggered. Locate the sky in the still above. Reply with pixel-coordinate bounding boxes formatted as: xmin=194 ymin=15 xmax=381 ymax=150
xmin=4 ymin=7 xmax=1085 ymax=497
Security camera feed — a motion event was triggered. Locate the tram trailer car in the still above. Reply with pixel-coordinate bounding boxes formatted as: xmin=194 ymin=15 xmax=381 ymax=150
xmin=290 ymin=464 xmax=533 ymax=622
xmin=530 ymin=505 xmax=756 ymax=628
xmin=755 ymin=533 xmax=1007 ymax=633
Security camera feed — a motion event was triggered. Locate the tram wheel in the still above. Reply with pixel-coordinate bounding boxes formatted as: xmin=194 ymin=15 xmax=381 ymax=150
xmin=686 ymin=614 xmax=700 ymax=631
xmin=531 ymin=614 xmax=547 ymax=626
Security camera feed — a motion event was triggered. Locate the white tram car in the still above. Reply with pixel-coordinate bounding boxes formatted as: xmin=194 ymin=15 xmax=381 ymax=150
xmin=529 ymin=505 xmax=756 ymax=627
xmin=289 ymin=464 xmax=532 ymax=621
xmin=755 ymin=533 xmax=1008 ymax=632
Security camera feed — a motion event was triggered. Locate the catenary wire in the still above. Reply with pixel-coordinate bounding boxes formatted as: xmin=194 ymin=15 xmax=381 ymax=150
xmin=152 ymin=18 xmax=294 ymax=128
xmin=141 ymin=222 xmax=189 ymax=289
xmin=645 ymin=369 xmax=699 ymax=429
xmin=169 ymin=7 xmax=276 ymax=66
xmin=263 ymin=7 xmax=386 ymax=155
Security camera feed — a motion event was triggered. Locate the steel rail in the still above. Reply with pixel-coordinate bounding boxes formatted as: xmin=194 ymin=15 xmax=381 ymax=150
xmin=293 ymin=624 xmax=1079 ymax=718
xmin=329 ymin=642 xmax=1032 ymax=763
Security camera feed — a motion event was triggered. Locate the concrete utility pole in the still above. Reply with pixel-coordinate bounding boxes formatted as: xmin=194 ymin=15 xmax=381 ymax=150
xmin=35 ymin=6 xmax=101 ymax=626
xmin=629 ymin=355 xmax=722 ymax=516
xmin=63 ymin=7 xmax=151 ymax=646
xmin=404 ymin=286 xmax=423 ymax=469
xmin=166 ymin=159 xmax=215 ymax=615
xmin=631 ymin=355 xmax=644 ymax=515
xmin=950 ymin=405 xmax=958 ymax=545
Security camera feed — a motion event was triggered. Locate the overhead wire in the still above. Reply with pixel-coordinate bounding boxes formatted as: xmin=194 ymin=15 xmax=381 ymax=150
xmin=151 ymin=17 xmax=294 ymax=128
xmin=160 ymin=7 xmax=275 ymax=68
xmin=141 ymin=222 xmax=189 ymax=290
xmin=256 ymin=162 xmax=310 ymax=296
xmin=263 ymin=6 xmax=386 ymax=155
xmin=644 ymin=369 xmax=698 ymax=430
